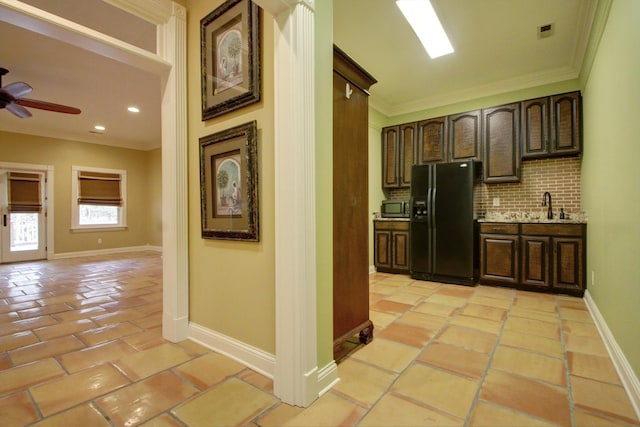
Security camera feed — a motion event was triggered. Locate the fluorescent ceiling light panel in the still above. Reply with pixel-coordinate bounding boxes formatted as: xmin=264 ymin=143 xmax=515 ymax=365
xmin=396 ymin=0 xmax=454 ymax=59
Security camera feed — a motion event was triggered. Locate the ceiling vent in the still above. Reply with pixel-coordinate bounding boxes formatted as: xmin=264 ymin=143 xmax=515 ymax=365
xmin=538 ymin=23 xmax=554 ymax=39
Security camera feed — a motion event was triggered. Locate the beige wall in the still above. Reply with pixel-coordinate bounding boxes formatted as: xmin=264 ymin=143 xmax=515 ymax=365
xmin=186 ymin=0 xmax=276 ymax=353
xmin=0 ymin=131 xmax=162 ymax=254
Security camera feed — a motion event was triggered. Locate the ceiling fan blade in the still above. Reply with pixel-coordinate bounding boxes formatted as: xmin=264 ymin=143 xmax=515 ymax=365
xmin=15 ymin=98 xmax=81 ymax=114
xmin=5 ymin=102 xmax=32 ymax=118
xmin=2 ymin=82 xmax=33 ymax=99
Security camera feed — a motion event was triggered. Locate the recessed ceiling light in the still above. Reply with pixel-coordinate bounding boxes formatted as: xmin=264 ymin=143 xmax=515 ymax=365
xmin=127 ymin=106 xmax=140 ymax=113
xmin=94 ymin=125 xmax=106 ymax=131
xmin=396 ymin=0 xmax=454 ymax=59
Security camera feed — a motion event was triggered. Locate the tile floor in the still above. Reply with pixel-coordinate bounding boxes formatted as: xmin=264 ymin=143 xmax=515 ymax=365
xmin=0 ymin=251 xmax=638 ymax=426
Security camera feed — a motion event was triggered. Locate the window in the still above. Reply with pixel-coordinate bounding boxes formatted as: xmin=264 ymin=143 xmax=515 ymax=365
xmin=71 ymin=166 xmax=127 ymax=230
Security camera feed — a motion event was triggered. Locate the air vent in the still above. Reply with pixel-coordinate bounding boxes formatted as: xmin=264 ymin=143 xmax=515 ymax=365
xmin=538 ymin=23 xmax=554 ymax=39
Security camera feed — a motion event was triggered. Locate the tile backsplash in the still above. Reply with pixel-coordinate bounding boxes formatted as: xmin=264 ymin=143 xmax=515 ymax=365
xmin=384 ymin=157 xmax=583 ymax=215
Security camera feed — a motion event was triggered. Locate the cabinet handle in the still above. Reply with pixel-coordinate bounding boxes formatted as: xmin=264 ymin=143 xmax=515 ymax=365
xmin=2 ymin=214 xmax=6 ymax=227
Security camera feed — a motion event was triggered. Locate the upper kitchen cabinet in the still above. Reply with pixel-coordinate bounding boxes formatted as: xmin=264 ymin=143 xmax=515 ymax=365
xmin=482 ymin=103 xmax=521 ymax=183
xmin=448 ymin=110 xmax=482 ymax=162
xmin=522 ymin=91 xmax=582 ymax=159
xmin=417 ymin=116 xmax=447 ymax=164
xmin=382 ymin=122 xmax=417 ymax=188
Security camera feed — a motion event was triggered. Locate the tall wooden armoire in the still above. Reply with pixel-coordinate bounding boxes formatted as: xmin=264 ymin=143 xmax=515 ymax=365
xmin=332 ymin=46 xmax=377 ymax=350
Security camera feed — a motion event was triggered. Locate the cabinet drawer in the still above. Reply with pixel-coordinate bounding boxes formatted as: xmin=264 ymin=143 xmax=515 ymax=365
xmin=479 ymin=223 xmax=519 ymax=234
xmin=521 ymin=223 xmax=584 ymax=237
xmin=374 ymin=220 xmax=410 ymax=231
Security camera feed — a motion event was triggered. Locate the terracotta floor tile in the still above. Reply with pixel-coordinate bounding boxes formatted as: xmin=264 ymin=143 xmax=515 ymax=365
xmin=563 ymin=319 xmax=601 ymax=337
xmin=175 ymin=339 xmax=211 ymax=357
xmin=138 ymin=413 xmax=186 ymax=427
xmin=0 ymin=352 xmax=11 ymax=370
xmin=59 ymin=339 xmax=138 ymax=373
xmin=504 ymin=316 xmax=559 ymax=339
xmin=568 ymin=351 xmax=622 ymax=384
xmin=113 ymin=342 xmax=192 ymax=381
xmin=513 ymin=297 xmax=558 ymax=313
xmin=509 ymin=306 xmax=559 ymax=323
xmin=332 ymin=358 xmax=397 ymax=407
xmin=436 ymin=325 xmax=497 ymax=354
xmin=0 ymin=330 xmax=39 ymax=352
xmin=9 ymin=335 xmax=86 ymax=366
xmin=359 ymin=393 xmax=462 ymax=426
xmin=91 ymin=308 xmax=145 ymax=326
xmin=76 ymin=321 xmax=143 ymax=346
xmin=449 ymin=315 xmax=502 ymax=334
xmin=53 ymin=306 xmax=107 ymax=322
xmin=491 ymin=346 xmax=566 ymax=385
xmin=564 ymin=333 xmax=609 ymax=357
xmin=460 ymin=303 xmax=507 ymax=322
xmin=370 ymin=299 xmax=413 ymax=314
xmin=393 ymin=363 xmax=479 ymax=418
xmin=95 ymin=371 xmax=199 ymax=426
xmin=468 ymin=295 xmax=513 ymax=309
xmin=0 ymin=390 xmax=40 ymax=426
xmin=17 ymin=303 xmax=72 ymax=320
xmin=350 ymin=337 xmax=421 ymax=372
xmin=384 ymin=291 xmax=425 ymax=306
xmin=254 ymin=402 xmax=305 ymax=427
xmin=557 ymin=297 xmax=587 ymax=310
xmin=560 ymin=307 xmax=594 ymax=322
xmin=573 ymin=408 xmax=638 ymax=427
xmin=31 ymin=364 xmax=131 ymax=417
xmin=396 ymin=310 xmax=448 ymax=331
xmin=417 ymin=342 xmax=489 ymax=379
xmin=403 ymin=284 xmax=437 ymax=297
xmin=33 ymin=318 xmax=96 ymax=341
xmin=173 ymin=351 xmax=245 ymax=390
xmin=469 ymin=401 xmax=556 ymax=427
xmin=65 ymin=295 xmax=115 ymax=310
xmin=499 ymin=330 xmax=563 ymax=358
xmin=436 ymin=285 xmax=475 ymax=298
xmin=479 ymin=369 xmax=571 ymax=427
xmin=369 ymin=284 xmax=401 ymax=296
xmin=0 ymin=315 xmax=58 ymax=337
xmin=30 ymin=403 xmax=111 ymax=427
xmin=474 ymin=285 xmax=516 ymax=300
xmin=412 ymin=301 xmax=457 ymax=317
xmin=369 ymin=310 xmax=400 ymax=330
xmin=122 ymin=328 xmax=165 ymax=350
xmin=425 ymin=293 xmax=468 ymax=308
xmin=237 ymin=369 xmax=274 ymax=393
xmin=172 ymin=378 xmax=278 ymax=426
xmin=571 ymin=375 xmax=640 ymax=423
xmin=377 ymin=321 xmax=434 ymax=347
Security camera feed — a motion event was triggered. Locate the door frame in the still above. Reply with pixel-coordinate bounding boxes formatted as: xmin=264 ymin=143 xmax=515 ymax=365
xmin=0 ymin=161 xmax=55 ymax=261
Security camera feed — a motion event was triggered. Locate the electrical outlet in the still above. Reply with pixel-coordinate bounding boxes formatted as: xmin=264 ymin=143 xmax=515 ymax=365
xmin=492 ymin=197 xmax=500 ymax=207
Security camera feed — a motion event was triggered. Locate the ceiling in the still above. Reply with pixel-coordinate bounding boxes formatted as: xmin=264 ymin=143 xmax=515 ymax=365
xmin=0 ymin=0 xmax=596 ymax=151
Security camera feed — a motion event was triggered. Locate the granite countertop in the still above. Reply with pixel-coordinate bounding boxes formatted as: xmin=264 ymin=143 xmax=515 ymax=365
xmin=478 ymin=211 xmax=588 ymax=224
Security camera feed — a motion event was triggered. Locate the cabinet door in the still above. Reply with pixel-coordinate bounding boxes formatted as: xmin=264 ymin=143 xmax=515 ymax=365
xmin=448 ymin=110 xmax=481 ymax=162
xmin=521 ymin=97 xmax=549 ymax=159
xmin=382 ymin=126 xmax=399 ymax=188
xmin=399 ymin=123 xmax=417 ymax=187
xmin=374 ymin=229 xmax=392 ymax=270
xmin=553 ymin=237 xmax=584 ymax=291
xmin=521 ymin=235 xmax=551 ymax=288
xmin=480 ymin=234 xmax=519 ymax=285
xmin=483 ymin=103 xmax=521 ymax=183
xmin=417 ymin=117 xmax=447 ymax=164
xmin=392 ymin=230 xmax=410 ymax=271
xmin=550 ymin=92 xmax=581 ymax=156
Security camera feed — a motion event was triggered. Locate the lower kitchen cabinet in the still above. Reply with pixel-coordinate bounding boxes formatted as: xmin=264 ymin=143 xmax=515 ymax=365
xmin=480 ymin=222 xmax=586 ymax=296
xmin=374 ymin=220 xmax=410 ymax=273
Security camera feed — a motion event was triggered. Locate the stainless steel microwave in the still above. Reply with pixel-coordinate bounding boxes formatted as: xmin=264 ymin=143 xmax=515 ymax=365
xmin=380 ymin=200 xmax=410 ymax=218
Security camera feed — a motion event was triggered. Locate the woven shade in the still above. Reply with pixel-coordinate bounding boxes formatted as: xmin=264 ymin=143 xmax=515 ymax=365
xmin=78 ymin=171 xmax=122 ymax=206
xmin=8 ymin=172 xmax=42 ymax=212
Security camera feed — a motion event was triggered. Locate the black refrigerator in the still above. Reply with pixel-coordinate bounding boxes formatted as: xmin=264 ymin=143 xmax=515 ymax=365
xmin=410 ymin=160 xmax=478 ymax=285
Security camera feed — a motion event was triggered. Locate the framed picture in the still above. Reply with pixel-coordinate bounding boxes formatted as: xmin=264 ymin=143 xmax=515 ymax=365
xmin=201 ymin=0 xmax=261 ymax=120
xmin=200 ymin=121 xmax=259 ymax=241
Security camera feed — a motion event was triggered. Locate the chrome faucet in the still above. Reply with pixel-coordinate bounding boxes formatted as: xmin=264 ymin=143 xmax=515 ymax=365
xmin=542 ymin=192 xmax=553 ymax=219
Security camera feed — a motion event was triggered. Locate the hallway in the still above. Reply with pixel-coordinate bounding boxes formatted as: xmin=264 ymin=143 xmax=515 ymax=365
xmin=0 ymin=251 xmax=638 ymax=426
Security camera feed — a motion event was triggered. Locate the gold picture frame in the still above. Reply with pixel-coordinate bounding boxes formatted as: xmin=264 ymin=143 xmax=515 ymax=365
xmin=201 ymin=0 xmax=261 ymax=120
xmin=200 ymin=121 xmax=259 ymax=241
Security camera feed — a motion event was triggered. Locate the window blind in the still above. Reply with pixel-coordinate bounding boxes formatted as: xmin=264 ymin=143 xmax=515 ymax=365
xmin=78 ymin=171 xmax=122 ymax=206
xmin=8 ymin=172 xmax=42 ymax=212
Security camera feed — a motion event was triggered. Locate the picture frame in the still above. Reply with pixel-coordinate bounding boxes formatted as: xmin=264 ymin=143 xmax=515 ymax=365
xmin=200 ymin=121 xmax=259 ymax=241
xmin=201 ymin=0 xmax=261 ymax=120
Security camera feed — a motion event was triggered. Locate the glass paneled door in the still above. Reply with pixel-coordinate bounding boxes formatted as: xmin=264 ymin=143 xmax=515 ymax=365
xmin=0 ymin=170 xmax=47 ymax=263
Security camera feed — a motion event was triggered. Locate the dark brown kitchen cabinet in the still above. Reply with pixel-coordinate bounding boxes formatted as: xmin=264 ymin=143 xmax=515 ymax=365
xmin=482 ymin=103 xmax=521 ymax=183
xmin=381 ymin=122 xmax=416 ymax=188
xmin=333 ymin=46 xmax=376 ymax=348
xmin=417 ymin=116 xmax=447 ymax=164
xmin=448 ymin=110 xmax=482 ymax=162
xmin=521 ymin=223 xmax=585 ymax=294
xmin=479 ymin=223 xmax=519 ymax=285
xmin=374 ymin=220 xmax=410 ymax=273
xmin=522 ymin=91 xmax=582 ymax=159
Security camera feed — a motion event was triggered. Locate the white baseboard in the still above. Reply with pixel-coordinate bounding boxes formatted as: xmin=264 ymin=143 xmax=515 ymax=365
xmin=369 ymin=265 xmax=376 ymax=274
xmin=52 ymin=245 xmax=162 ymax=259
xmin=317 ymin=360 xmax=340 ymax=396
xmin=188 ymin=322 xmax=276 ymax=379
xmin=584 ymin=290 xmax=640 ymax=419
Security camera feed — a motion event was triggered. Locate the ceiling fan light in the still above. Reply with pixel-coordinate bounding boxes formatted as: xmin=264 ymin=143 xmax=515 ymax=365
xmin=396 ymin=0 xmax=454 ymax=59
xmin=94 ymin=125 xmax=106 ymax=131
xmin=127 ymin=106 xmax=140 ymax=113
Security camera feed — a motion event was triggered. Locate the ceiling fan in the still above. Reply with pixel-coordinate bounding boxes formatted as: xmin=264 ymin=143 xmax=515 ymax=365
xmin=0 ymin=67 xmax=81 ymax=118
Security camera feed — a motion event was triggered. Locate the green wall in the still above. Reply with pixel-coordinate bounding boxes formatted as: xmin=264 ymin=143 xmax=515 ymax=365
xmin=581 ymin=0 xmax=640 ymax=379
